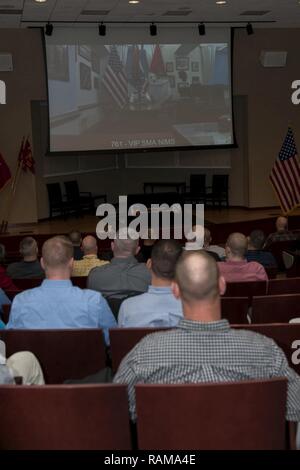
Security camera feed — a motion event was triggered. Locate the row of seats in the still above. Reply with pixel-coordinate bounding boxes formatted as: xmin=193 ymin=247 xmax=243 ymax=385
xmin=3 ymin=293 xmax=300 ymax=325
xmin=0 ymin=325 xmax=299 ymax=383
xmin=0 ymin=378 xmax=290 ymax=450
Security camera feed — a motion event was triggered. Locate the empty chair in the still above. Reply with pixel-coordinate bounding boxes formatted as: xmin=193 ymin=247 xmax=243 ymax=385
xmin=136 ymin=379 xmax=287 ymax=450
xmin=223 ymin=281 xmax=267 ymax=301
xmin=233 ymin=323 xmax=300 ymax=376
xmin=64 ymin=180 xmax=94 ymax=215
xmin=252 ymin=294 xmax=300 ymax=324
xmin=206 ymin=174 xmax=229 ymax=208
xmin=0 ymin=329 xmax=106 ymax=384
xmin=46 ymin=183 xmax=67 ymax=220
xmin=185 ymin=174 xmax=207 ymax=204
xmin=0 ymin=384 xmax=131 ymax=450
xmin=268 ymin=277 xmax=300 ymax=295
xmin=221 ymin=297 xmax=249 ymax=324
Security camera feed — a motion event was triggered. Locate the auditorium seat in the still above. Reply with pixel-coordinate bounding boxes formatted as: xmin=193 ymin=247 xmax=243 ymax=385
xmin=268 ymin=240 xmax=298 ymax=272
xmin=268 ymin=277 xmax=300 ymax=295
xmin=252 ymin=294 xmax=300 ymax=324
xmin=1 ymin=304 xmax=11 ymax=324
xmin=221 ymin=297 xmax=249 ymax=324
xmin=233 ymin=323 xmax=300 ymax=375
xmin=222 ymin=281 xmax=267 ymax=301
xmin=0 ymin=384 xmax=131 ymax=450
xmin=13 ymin=278 xmax=42 ymax=290
xmin=265 ymin=265 xmax=278 ymax=279
xmin=0 ymin=329 xmax=106 ymax=384
xmin=135 ymin=379 xmax=287 ymax=450
xmin=71 ymin=276 xmax=87 ymax=289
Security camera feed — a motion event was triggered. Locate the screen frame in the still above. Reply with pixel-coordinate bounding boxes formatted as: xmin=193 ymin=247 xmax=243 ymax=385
xmin=42 ymin=27 xmax=237 ymax=156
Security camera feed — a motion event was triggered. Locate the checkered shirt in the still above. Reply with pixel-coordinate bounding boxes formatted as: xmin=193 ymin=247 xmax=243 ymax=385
xmin=113 ymin=319 xmax=300 ymax=421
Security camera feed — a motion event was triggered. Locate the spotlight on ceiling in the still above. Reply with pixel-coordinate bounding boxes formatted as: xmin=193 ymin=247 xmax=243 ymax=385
xmin=99 ymin=22 xmax=106 ymax=36
xmin=45 ymin=22 xmax=53 ymax=36
xmin=198 ymin=23 xmax=206 ymax=36
xmin=150 ymin=23 xmax=157 ymax=36
xmin=246 ymin=22 xmax=254 ymax=35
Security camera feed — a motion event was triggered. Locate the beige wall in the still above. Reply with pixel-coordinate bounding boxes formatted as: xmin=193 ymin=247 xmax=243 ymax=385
xmin=0 ymin=29 xmax=46 ymax=223
xmin=1 ymin=28 xmax=299 ymax=223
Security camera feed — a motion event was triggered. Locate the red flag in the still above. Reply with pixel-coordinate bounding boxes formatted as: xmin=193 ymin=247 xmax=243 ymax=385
xmin=270 ymin=128 xmax=300 ymax=214
xmin=0 ymin=153 xmax=11 ymax=191
xmin=150 ymin=45 xmax=165 ymax=75
xmin=18 ymin=137 xmax=35 ymax=174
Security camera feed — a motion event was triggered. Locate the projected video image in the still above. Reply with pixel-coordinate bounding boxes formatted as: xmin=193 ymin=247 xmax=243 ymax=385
xmin=46 ymin=43 xmax=233 ymax=152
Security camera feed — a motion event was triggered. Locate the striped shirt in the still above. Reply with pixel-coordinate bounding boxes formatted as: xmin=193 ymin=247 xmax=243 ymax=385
xmin=113 ymin=319 xmax=300 ymax=421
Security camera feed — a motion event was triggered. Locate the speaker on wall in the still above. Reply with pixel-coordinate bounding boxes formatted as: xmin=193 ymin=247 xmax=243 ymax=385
xmin=260 ymin=51 xmax=287 ymax=68
xmin=0 ymin=53 xmax=13 ymax=71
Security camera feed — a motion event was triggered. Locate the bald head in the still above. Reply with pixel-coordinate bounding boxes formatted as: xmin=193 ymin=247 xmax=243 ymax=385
xmin=175 ymin=251 xmax=221 ymax=303
xmin=276 ymin=216 xmax=288 ymax=232
xmin=42 ymin=236 xmax=73 ymax=276
xmin=225 ymin=233 xmax=247 ymax=260
xmin=112 ymin=228 xmax=139 ymax=258
xmin=82 ymin=235 xmax=98 ymax=256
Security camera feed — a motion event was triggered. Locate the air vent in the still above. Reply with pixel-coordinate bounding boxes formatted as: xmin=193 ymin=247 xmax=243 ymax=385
xmin=81 ymin=10 xmax=110 ymax=16
xmin=0 ymin=9 xmax=22 ymax=14
xmin=163 ymin=10 xmax=192 ymax=16
xmin=240 ymin=11 xmax=270 ymax=16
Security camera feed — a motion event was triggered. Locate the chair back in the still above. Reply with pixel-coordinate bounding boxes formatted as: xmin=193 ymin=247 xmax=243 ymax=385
xmin=46 ymin=183 xmax=63 ymax=207
xmin=223 ymin=281 xmax=267 ymax=302
xmin=0 ymin=384 xmax=131 ymax=450
xmin=221 ymin=297 xmax=249 ymax=324
xmin=105 ymin=291 xmax=142 ymax=319
xmin=268 ymin=240 xmax=298 ymax=272
xmin=0 ymin=329 xmax=106 ymax=384
xmin=268 ymin=277 xmax=300 ymax=295
xmin=252 ymin=294 xmax=300 ymax=324
xmin=64 ymin=180 xmax=80 ymax=202
xmin=13 ymin=278 xmax=42 ymax=290
xmin=1 ymin=304 xmax=11 ymax=324
xmin=136 ymin=379 xmax=287 ymax=450
xmin=190 ymin=174 xmax=206 ymax=196
xmin=212 ymin=174 xmax=229 ymax=195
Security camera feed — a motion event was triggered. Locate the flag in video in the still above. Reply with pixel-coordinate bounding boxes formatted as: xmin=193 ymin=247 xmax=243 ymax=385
xmin=103 ymin=46 xmax=128 ymax=108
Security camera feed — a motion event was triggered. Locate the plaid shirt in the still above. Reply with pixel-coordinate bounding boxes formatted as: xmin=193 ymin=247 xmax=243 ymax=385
xmin=72 ymin=255 xmax=109 ymax=277
xmin=264 ymin=231 xmax=298 ymax=248
xmin=113 ymin=319 xmax=300 ymax=421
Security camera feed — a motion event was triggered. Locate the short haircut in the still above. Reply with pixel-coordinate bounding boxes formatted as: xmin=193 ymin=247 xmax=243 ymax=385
xmin=175 ymin=250 xmax=219 ymax=302
xmin=0 ymin=244 xmax=5 ymax=263
xmin=151 ymin=239 xmax=182 ymax=280
xmin=113 ymin=228 xmax=139 ymax=257
xmin=20 ymin=237 xmax=37 ymax=257
xmin=226 ymin=233 xmax=247 ymax=258
xmin=82 ymin=235 xmax=98 ymax=255
xmin=68 ymin=230 xmax=82 ymax=245
xmin=42 ymin=236 xmax=73 ymax=269
xmin=249 ymin=230 xmax=266 ymax=250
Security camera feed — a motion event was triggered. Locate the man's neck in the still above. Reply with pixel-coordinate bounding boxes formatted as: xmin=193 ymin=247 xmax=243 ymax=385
xmin=83 ymin=252 xmax=97 ymax=257
xmin=226 ymin=255 xmax=245 ymax=262
xmin=151 ymin=274 xmax=172 ymax=288
xmin=46 ymin=271 xmax=71 ymax=281
xmin=182 ymin=298 xmax=221 ymax=323
xmin=23 ymin=256 xmax=37 ymax=262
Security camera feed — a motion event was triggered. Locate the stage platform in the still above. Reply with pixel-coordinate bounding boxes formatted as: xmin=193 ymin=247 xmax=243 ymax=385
xmin=1 ymin=207 xmax=300 ymax=247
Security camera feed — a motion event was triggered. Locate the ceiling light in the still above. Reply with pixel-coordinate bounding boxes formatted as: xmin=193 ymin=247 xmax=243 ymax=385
xmin=246 ymin=22 xmax=254 ymax=35
xmin=45 ymin=22 xmax=53 ymax=36
xmin=150 ymin=23 xmax=157 ymax=36
xmin=198 ymin=23 xmax=206 ymax=36
xmin=99 ymin=22 xmax=106 ymax=36
xmin=216 ymin=1 xmax=227 ymax=4
xmin=129 ymin=1 xmax=140 ymax=3
xmin=35 ymin=0 xmax=48 ymax=3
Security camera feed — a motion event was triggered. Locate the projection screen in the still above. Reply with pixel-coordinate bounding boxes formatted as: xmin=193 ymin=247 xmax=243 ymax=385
xmin=45 ymin=27 xmax=234 ymax=153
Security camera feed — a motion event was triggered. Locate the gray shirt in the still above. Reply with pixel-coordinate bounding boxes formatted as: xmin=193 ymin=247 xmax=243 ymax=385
xmin=6 ymin=260 xmax=44 ymax=279
xmin=87 ymin=256 xmax=151 ymax=298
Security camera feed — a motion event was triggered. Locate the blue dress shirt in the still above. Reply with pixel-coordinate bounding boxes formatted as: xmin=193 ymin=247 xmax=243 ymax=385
xmin=118 ymin=285 xmax=183 ymax=328
xmin=6 ymin=280 xmax=117 ymax=344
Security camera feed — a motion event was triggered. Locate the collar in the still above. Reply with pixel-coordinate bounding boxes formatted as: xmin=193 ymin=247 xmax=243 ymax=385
xmin=223 ymin=260 xmax=247 ymax=266
xmin=178 ymin=318 xmax=230 ymax=332
xmin=148 ymin=285 xmax=173 ymax=294
xmin=83 ymin=254 xmax=98 ymax=260
xmin=111 ymin=256 xmax=138 ymax=265
xmin=41 ymin=279 xmax=73 ymax=288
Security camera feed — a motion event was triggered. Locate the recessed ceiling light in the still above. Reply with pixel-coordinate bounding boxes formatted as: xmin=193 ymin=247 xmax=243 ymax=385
xmin=216 ymin=1 xmax=227 ymax=4
xmin=35 ymin=0 xmax=48 ymax=3
xmin=129 ymin=1 xmax=140 ymax=4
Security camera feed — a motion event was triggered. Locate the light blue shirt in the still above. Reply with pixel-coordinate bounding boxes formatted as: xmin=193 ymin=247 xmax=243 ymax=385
xmin=0 ymin=289 xmax=10 ymax=330
xmin=6 ymin=280 xmax=117 ymax=344
xmin=118 ymin=285 xmax=183 ymax=328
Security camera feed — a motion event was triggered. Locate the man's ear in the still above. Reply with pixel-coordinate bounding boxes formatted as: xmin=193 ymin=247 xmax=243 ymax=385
xmin=146 ymin=258 xmax=152 ymax=270
xmin=172 ymin=281 xmax=181 ymax=300
xmin=135 ymin=245 xmax=141 ymax=255
xmin=219 ymin=275 xmax=226 ymax=296
xmin=69 ymin=257 xmax=74 ymax=270
xmin=111 ymin=241 xmax=115 ymax=252
xmin=40 ymin=257 xmax=45 ymax=271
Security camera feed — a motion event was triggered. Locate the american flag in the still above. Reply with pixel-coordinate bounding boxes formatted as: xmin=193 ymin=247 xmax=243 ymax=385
xmin=102 ymin=46 xmax=128 ymax=108
xmin=270 ymin=128 xmax=300 ymax=214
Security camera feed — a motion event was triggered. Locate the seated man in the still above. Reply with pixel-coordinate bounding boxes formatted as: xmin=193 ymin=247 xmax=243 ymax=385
xmin=203 ymin=228 xmax=225 ymax=259
xmin=218 ymin=233 xmax=268 ymax=282
xmin=88 ymin=228 xmax=151 ymax=298
xmin=184 ymin=226 xmax=221 ymax=261
xmin=6 ymin=237 xmax=44 ymax=279
xmin=68 ymin=230 xmax=83 ymax=261
xmin=7 ymin=236 xmax=116 ymax=344
xmin=246 ymin=230 xmax=277 ymax=268
xmin=118 ymin=239 xmax=183 ymax=328
xmin=0 ymin=340 xmax=44 ymax=385
xmin=72 ymin=235 xmax=109 ymax=277
xmin=114 ymin=251 xmax=300 ymax=422
xmin=264 ymin=216 xmax=298 ymax=248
